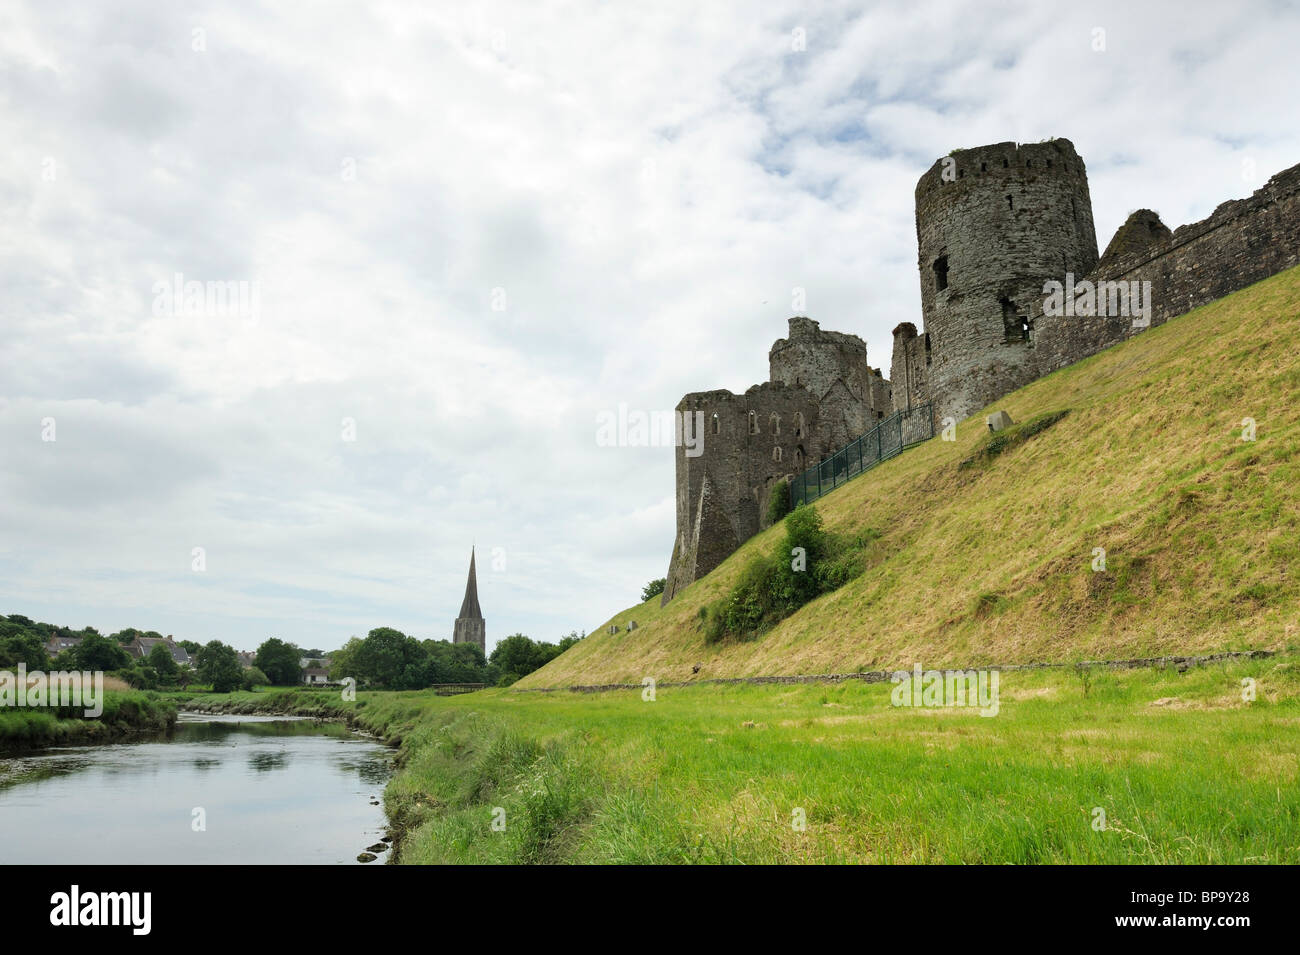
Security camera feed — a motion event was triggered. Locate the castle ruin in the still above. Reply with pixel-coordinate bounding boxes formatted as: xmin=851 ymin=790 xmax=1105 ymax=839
xmin=661 ymin=138 xmax=1300 ymax=603
xmin=660 ymin=318 xmax=892 ymax=604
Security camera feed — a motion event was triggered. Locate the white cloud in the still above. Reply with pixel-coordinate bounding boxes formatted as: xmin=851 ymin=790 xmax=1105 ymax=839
xmin=2 ymin=0 xmax=1297 ymax=651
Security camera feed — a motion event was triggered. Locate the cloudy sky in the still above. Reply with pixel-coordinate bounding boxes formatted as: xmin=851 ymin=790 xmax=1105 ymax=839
xmin=2 ymin=0 xmax=1297 ymax=653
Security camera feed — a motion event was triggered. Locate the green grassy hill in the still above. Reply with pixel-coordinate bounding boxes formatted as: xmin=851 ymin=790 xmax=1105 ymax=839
xmin=524 ymin=265 xmax=1300 ymax=688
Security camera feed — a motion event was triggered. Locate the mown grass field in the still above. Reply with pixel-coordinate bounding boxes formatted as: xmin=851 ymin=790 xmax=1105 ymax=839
xmin=188 ymin=654 xmax=1300 ymax=864
xmin=522 ymin=265 xmax=1300 ymax=687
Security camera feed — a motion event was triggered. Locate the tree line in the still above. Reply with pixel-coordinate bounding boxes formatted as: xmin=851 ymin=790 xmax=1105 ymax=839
xmin=0 ymin=614 xmax=583 ymax=692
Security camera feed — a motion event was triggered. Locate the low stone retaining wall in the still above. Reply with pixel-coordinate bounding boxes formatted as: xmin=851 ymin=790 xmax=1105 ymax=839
xmin=515 ymin=649 xmax=1274 ymax=694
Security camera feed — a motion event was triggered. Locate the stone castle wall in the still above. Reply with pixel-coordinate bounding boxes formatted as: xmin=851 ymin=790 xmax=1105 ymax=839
xmin=662 ymin=140 xmax=1300 ymax=604
xmin=1036 ymin=163 xmax=1300 ymax=373
xmin=662 ymin=318 xmax=884 ymax=604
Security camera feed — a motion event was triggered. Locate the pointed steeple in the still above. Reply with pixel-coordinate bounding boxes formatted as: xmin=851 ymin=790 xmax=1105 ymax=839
xmin=458 ymin=547 xmax=482 ymax=620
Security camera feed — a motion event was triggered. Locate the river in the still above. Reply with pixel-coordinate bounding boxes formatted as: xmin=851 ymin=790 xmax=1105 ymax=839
xmin=0 ymin=713 xmax=394 ymax=865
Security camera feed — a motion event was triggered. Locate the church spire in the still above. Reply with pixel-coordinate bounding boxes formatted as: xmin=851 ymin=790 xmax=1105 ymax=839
xmin=458 ymin=547 xmax=482 ymax=619
xmin=452 ymin=547 xmax=486 ymax=653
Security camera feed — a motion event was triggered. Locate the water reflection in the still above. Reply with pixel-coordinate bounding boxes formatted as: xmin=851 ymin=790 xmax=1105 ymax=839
xmin=0 ymin=713 xmax=393 ymax=865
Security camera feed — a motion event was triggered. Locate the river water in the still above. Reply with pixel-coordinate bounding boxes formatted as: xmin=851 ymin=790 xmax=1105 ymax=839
xmin=0 ymin=713 xmax=394 ymax=865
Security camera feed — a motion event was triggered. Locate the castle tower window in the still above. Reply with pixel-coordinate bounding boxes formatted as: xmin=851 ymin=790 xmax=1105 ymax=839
xmin=1046 ymin=159 xmax=1052 ymax=168
xmin=1006 ymin=194 xmax=1014 ymax=211
xmin=794 ymin=446 xmax=805 ymax=468
xmin=769 ymin=413 xmax=780 ymax=434
xmin=1026 ymin=159 xmax=1032 ymax=167
xmin=1003 ymin=158 xmax=1009 ymax=168
xmin=924 ymin=332 xmax=932 ymax=366
xmin=1001 ymin=298 xmax=1030 ymax=341
xmin=933 ymin=255 xmax=949 ymax=291
xmin=980 ymin=162 xmax=987 ymax=172
xmin=793 ymin=412 xmax=804 ymax=438
xmin=772 ymin=446 xmax=783 ymax=463
xmin=748 ymin=410 xmax=759 ymax=435
xmin=711 ymin=413 xmax=720 ymax=435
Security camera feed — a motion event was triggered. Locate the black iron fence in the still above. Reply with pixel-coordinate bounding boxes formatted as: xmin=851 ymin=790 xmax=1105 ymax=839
xmin=789 ymin=403 xmax=934 ymax=507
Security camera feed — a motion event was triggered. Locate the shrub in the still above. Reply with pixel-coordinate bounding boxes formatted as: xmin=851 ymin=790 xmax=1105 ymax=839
xmin=120 ymin=664 xmax=159 ymax=690
xmin=766 ymin=479 xmax=792 ymax=526
xmin=242 ymin=666 xmax=270 ymax=690
xmin=640 ymin=578 xmax=666 ymax=602
xmin=703 ymin=506 xmax=875 ymax=644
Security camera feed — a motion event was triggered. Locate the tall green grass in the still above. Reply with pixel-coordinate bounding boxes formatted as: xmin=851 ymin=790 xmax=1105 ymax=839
xmin=0 ymin=690 xmax=177 ymax=748
xmin=187 ymin=655 xmax=1298 ymax=864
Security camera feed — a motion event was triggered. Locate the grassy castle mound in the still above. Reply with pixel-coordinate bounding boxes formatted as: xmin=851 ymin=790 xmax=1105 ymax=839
xmin=524 ymin=264 xmax=1300 ymax=688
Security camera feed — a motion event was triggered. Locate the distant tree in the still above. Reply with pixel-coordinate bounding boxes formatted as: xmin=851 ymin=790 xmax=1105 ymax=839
xmin=556 ymin=631 xmax=584 ymax=652
xmin=329 ymin=637 xmax=363 ymax=682
xmin=122 ymin=664 xmax=159 ymax=690
xmin=72 ymin=633 xmax=131 ymax=671
xmin=489 ymin=633 xmax=570 ymax=681
xmin=147 ymin=643 xmax=179 ymax=686
xmin=641 ymin=578 xmax=666 ymax=602
xmin=0 ymin=631 xmax=48 ymax=669
xmin=489 ymin=634 xmax=538 ymax=678
xmin=255 ymin=638 xmax=302 ymax=686
xmin=178 ymin=639 xmax=202 ymax=656
xmin=196 ymin=641 xmax=244 ymax=693
xmin=353 ymin=628 xmax=424 ymax=687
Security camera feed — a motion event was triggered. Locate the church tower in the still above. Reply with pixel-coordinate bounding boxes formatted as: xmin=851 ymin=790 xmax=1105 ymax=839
xmin=452 ymin=547 xmax=486 ymax=654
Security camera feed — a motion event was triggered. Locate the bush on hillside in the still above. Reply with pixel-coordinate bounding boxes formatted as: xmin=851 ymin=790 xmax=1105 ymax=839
xmin=703 ymin=505 xmax=876 ymax=644
xmin=766 ymin=479 xmax=792 ymax=526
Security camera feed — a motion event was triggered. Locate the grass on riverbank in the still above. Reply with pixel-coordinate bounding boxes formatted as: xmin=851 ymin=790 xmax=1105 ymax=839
xmin=0 ymin=690 xmax=177 ymax=749
xmin=179 ymin=654 xmax=1300 ymax=864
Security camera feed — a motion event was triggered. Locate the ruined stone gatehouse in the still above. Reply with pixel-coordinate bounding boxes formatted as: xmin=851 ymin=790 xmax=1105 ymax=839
xmin=660 ymin=318 xmax=892 ymax=604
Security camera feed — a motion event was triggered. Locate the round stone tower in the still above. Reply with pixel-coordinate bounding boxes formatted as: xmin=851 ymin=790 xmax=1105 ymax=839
xmin=915 ymin=138 xmax=1098 ymax=422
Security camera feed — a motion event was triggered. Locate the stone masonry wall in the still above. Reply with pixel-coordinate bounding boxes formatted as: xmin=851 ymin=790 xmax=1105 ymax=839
xmin=889 ymin=321 xmax=930 ymax=412
xmin=769 ymin=317 xmax=877 ymax=449
xmin=662 ymin=381 xmax=824 ymax=605
xmin=663 ymin=317 xmax=889 ymax=605
xmin=1036 ymin=162 xmax=1300 ymax=373
xmin=663 ymin=141 xmax=1300 ymax=608
xmin=910 ymin=139 xmax=1099 ymax=423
